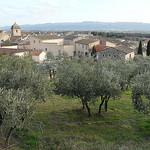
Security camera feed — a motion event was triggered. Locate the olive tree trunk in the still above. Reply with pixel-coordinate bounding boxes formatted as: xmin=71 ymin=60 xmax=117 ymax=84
xmin=81 ymin=98 xmax=85 ymax=109
xmin=0 ymin=113 xmax=3 ymax=138
xmin=99 ymin=97 xmax=104 ymax=114
xmin=85 ymin=103 xmax=91 ymax=116
xmin=5 ymin=126 xmax=16 ymax=145
xmin=104 ymin=96 xmax=110 ymax=112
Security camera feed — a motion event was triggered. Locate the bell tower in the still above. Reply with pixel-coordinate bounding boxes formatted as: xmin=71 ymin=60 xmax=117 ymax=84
xmin=11 ymin=22 xmax=21 ymax=37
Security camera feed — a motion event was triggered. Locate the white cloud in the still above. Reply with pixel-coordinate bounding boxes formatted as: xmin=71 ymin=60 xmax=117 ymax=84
xmin=36 ymin=0 xmax=59 ymax=7
xmin=64 ymin=4 xmax=78 ymax=9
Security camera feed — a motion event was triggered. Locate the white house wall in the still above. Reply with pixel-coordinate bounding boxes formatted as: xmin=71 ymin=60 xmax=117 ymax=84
xmin=42 ymin=39 xmax=63 ymax=45
xmin=125 ymin=52 xmax=135 ymax=59
xmin=32 ymin=52 xmax=46 ymax=63
xmin=14 ymin=52 xmax=28 ymax=57
xmin=32 ymin=56 xmax=40 ymax=62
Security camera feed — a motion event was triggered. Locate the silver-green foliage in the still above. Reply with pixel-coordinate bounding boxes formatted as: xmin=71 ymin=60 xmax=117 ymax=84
xmin=0 ymin=55 xmax=51 ymax=144
xmin=132 ymin=72 xmax=150 ymax=114
xmin=55 ymin=57 xmax=96 ymax=115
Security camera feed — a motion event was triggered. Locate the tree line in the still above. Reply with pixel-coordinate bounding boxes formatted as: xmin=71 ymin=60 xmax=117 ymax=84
xmin=54 ymin=56 xmax=150 ymax=116
xmin=0 ymin=53 xmax=150 ymax=145
xmin=91 ymin=31 xmax=150 ymax=38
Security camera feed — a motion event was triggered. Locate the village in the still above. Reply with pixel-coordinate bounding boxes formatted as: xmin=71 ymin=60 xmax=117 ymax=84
xmin=0 ymin=22 xmax=150 ymax=150
xmin=0 ymin=22 xmax=150 ymax=63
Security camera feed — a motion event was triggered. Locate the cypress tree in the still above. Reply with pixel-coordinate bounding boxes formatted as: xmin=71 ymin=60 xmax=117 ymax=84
xmin=91 ymin=45 xmax=97 ymax=58
xmin=146 ymin=40 xmax=150 ymax=56
xmin=137 ymin=41 xmax=143 ymax=55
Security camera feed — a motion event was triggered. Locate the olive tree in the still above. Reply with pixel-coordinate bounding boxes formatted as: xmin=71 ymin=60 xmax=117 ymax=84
xmin=114 ymin=59 xmax=135 ymax=90
xmin=0 ymin=55 xmax=51 ymax=144
xmin=55 ymin=57 xmax=96 ymax=116
xmin=132 ymin=72 xmax=150 ymax=114
xmin=133 ymin=56 xmax=150 ymax=75
xmin=0 ymin=88 xmax=35 ymax=144
xmin=93 ymin=60 xmax=121 ymax=114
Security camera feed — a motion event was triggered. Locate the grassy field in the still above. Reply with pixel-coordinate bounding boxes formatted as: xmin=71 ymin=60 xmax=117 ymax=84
xmin=9 ymin=91 xmax=150 ymax=150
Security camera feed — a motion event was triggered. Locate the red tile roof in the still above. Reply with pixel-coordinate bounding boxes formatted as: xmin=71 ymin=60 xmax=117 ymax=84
xmin=0 ymin=48 xmax=30 ymax=55
xmin=30 ymin=50 xmax=43 ymax=56
xmin=89 ymin=44 xmax=108 ymax=52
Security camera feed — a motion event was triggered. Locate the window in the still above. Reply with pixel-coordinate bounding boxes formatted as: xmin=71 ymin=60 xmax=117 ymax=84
xmin=39 ymin=40 xmax=40 ymax=43
xmin=34 ymin=40 xmax=35 ymax=43
xmin=78 ymin=51 xmax=80 ymax=54
xmin=86 ymin=46 xmax=88 ymax=49
xmin=45 ymin=48 xmax=47 ymax=51
xmin=82 ymin=45 xmax=84 ymax=49
xmin=103 ymin=54 xmax=105 ymax=57
xmin=16 ymin=30 xmax=18 ymax=33
xmin=114 ymin=55 xmax=116 ymax=57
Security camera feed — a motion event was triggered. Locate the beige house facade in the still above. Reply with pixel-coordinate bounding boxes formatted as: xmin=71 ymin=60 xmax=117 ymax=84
xmin=30 ymin=35 xmax=74 ymax=57
xmin=75 ymin=39 xmax=100 ymax=57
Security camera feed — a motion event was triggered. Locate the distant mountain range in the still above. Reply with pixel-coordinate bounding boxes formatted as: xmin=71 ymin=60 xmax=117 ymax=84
xmin=1 ymin=21 xmax=150 ymax=32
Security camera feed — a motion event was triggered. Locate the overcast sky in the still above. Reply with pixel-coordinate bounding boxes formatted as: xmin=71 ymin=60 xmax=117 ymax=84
xmin=0 ymin=0 xmax=150 ymax=27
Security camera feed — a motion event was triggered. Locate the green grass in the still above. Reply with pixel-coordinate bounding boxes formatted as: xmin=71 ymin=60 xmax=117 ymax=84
xmin=17 ymin=91 xmax=150 ymax=150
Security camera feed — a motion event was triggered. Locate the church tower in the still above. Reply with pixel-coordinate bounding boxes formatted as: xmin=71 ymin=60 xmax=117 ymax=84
xmin=11 ymin=22 xmax=21 ymax=37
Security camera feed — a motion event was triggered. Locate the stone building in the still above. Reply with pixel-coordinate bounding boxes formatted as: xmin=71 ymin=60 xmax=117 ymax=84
xmin=75 ymin=39 xmax=100 ymax=57
xmin=97 ymin=45 xmax=135 ymax=60
xmin=30 ymin=50 xmax=46 ymax=62
xmin=30 ymin=35 xmax=74 ymax=57
xmin=11 ymin=22 xmax=21 ymax=37
xmin=0 ymin=30 xmax=10 ymax=45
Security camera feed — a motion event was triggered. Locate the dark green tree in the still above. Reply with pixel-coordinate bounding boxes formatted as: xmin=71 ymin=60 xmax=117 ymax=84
xmin=137 ymin=41 xmax=143 ymax=55
xmin=91 ymin=45 xmax=97 ymax=58
xmin=146 ymin=40 xmax=150 ymax=56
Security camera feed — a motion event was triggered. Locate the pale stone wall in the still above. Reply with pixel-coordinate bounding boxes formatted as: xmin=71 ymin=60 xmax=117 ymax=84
xmin=125 ymin=52 xmax=135 ymax=59
xmin=30 ymin=37 xmax=74 ymax=57
xmin=30 ymin=37 xmax=45 ymax=50
xmin=42 ymin=39 xmax=63 ymax=45
xmin=14 ymin=52 xmax=29 ymax=57
xmin=18 ymin=44 xmax=31 ymax=49
xmin=64 ymin=45 xmax=74 ymax=57
xmin=0 ymin=31 xmax=10 ymax=42
xmin=32 ymin=56 xmax=40 ymax=62
xmin=2 ymin=45 xmax=18 ymax=49
xmin=75 ymin=40 xmax=100 ymax=57
xmin=32 ymin=52 xmax=46 ymax=62
xmin=12 ymin=29 xmax=21 ymax=36
xmin=64 ymin=37 xmax=83 ymax=45
xmin=43 ymin=43 xmax=64 ymax=56
xmin=106 ymin=41 xmax=116 ymax=47
xmin=97 ymin=47 xmax=134 ymax=60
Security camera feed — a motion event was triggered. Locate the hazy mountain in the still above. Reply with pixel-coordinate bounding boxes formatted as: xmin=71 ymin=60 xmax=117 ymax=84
xmin=1 ymin=21 xmax=150 ymax=32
